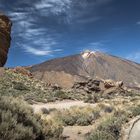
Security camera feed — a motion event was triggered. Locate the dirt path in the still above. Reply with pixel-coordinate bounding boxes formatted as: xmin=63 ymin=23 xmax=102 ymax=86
xmin=32 ymin=100 xmax=96 ymax=113
xmin=62 ymin=125 xmax=94 ymax=140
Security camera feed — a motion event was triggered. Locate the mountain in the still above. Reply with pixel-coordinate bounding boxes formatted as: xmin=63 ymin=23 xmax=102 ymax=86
xmin=0 ymin=13 xmax=12 ymax=66
xmin=29 ymin=50 xmax=140 ymax=88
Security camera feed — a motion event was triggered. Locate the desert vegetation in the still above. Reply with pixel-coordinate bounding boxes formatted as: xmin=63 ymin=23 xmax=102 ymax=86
xmin=0 ymin=69 xmax=73 ymax=103
xmin=51 ymin=106 xmax=101 ymax=126
xmin=0 ymin=96 xmax=63 ymax=140
xmin=1 ymin=69 xmax=140 ymax=140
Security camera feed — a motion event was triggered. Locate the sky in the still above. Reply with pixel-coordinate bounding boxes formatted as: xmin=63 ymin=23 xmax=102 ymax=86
xmin=0 ymin=0 xmax=140 ymax=67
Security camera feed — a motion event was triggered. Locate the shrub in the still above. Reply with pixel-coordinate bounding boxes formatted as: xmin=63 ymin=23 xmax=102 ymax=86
xmin=87 ymin=110 xmax=129 ymax=140
xmin=87 ymin=130 xmax=116 ymax=140
xmin=13 ymin=81 xmax=29 ymax=90
xmin=53 ymin=106 xmax=100 ymax=126
xmin=129 ymin=105 xmax=140 ymax=117
xmin=43 ymin=118 xmax=63 ymax=139
xmin=98 ymin=103 xmax=114 ymax=113
xmin=97 ymin=117 xmax=121 ymax=139
xmin=41 ymin=108 xmax=50 ymax=114
xmin=0 ymin=96 xmax=63 ymax=140
xmin=54 ymin=90 xmax=69 ymax=100
xmin=84 ymin=94 xmax=99 ymax=103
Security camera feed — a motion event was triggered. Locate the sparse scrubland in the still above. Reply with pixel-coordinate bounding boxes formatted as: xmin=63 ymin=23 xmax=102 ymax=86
xmin=0 ymin=69 xmax=72 ymax=103
xmin=0 ymin=96 xmax=63 ymax=140
xmin=0 ymin=69 xmax=140 ymax=140
xmin=50 ymin=106 xmax=101 ymax=126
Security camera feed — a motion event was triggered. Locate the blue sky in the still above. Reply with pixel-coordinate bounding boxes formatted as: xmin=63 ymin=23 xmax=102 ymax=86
xmin=0 ymin=0 xmax=140 ymax=66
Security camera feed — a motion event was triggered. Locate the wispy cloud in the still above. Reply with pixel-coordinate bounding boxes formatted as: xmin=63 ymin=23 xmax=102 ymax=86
xmin=2 ymin=0 xmax=113 ymax=58
xmin=24 ymin=46 xmax=62 ymax=56
xmin=83 ymin=41 xmax=108 ymax=52
xmin=7 ymin=6 xmax=62 ymax=56
xmin=34 ymin=0 xmax=72 ymax=16
xmin=126 ymin=52 xmax=140 ymax=63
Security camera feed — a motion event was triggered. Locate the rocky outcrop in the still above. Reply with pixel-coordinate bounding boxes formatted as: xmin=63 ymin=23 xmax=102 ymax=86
xmin=11 ymin=67 xmax=33 ymax=77
xmin=72 ymin=78 xmax=124 ymax=94
xmin=0 ymin=13 xmax=12 ymax=66
xmin=72 ymin=79 xmax=103 ymax=93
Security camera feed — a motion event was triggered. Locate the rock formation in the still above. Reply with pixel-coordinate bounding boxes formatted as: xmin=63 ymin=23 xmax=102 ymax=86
xmin=0 ymin=13 xmax=12 ymax=66
xmin=72 ymin=78 xmax=124 ymax=94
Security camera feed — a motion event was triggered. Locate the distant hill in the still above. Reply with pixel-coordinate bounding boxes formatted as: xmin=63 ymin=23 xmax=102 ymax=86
xmin=29 ymin=51 xmax=140 ymax=88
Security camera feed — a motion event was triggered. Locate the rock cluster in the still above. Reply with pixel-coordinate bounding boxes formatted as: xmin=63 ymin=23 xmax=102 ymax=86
xmin=0 ymin=13 xmax=12 ymax=66
xmin=72 ymin=79 xmax=103 ymax=93
xmin=104 ymin=79 xmax=123 ymax=89
xmin=11 ymin=67 xmax=33 ymax=78
xmin=72 ymin=78 xmax=123 ymax=94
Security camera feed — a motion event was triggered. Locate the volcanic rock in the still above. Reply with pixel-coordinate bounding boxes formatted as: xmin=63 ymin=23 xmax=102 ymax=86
xmin=0 ymin=13 xmax=12 ymax=66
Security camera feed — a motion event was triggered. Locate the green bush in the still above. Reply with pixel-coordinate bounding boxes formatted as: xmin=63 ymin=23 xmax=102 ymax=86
xmin=0 ymin=96 xmax=63 ymax=140
xmin=13 ymin=81 xmax=29 ymax=90
xmin=84 ymin=94 xmax=99 ymax=103
xmin=87 ymin=130 xmax=116 ymax=140
xmin=129 ymin=105 xmax=140 ymax=117
xmin=87 ymin=110 xmax=128 ymax=140
xmin=53 ymin=106 xmax=100 ymax=126
xmin=97 ymin=117 xmax=121 ymax=139
xmin=54 ymin=90 xmax=69 ymax=100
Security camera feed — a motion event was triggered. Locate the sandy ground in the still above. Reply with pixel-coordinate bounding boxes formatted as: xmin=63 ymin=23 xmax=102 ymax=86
xmin=31 ymin=100 xmax=96 ymax=113
xmin=62 ymin=125 xmax=94 ymax=140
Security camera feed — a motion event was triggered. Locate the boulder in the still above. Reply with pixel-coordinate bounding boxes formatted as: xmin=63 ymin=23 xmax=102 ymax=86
xmin=0 ymin=13 xmax=12 ymax=66
xmin=104 ymin=79 xmax=115 ymax=89
xmin=104 ymin=79 xmax=124 ymax=89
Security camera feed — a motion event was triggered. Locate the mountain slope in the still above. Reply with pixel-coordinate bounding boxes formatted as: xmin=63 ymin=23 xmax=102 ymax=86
xmin=29 ymin=51 xmax=140 ymax=88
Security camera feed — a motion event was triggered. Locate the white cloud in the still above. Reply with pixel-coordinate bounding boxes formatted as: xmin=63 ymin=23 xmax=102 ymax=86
xmin=8 ymin=10 xmax=62 ymax=56
xmin=34 ymin=0 xmax=72 ymax=16
xmin=5 ymin=0 xmax=113 ymax=58
xmin=24 ymin=46 xmax=62 ymax=56
xmin=33 ymin=0 xmax=113 ymax=24
xmin=22 ymin=35 xmax=62 ymax=56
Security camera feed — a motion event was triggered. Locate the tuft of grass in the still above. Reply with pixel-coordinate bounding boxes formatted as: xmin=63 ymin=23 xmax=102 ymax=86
xmin=129 ymin=105 xmax=140 ymax=117
xmin=87 ymin=130 xmax=116 ymax=140
xmin=84 ymin=94 xmax=99 ymax=104
xmin=52 ymin=106 xmax=100 ymax=126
